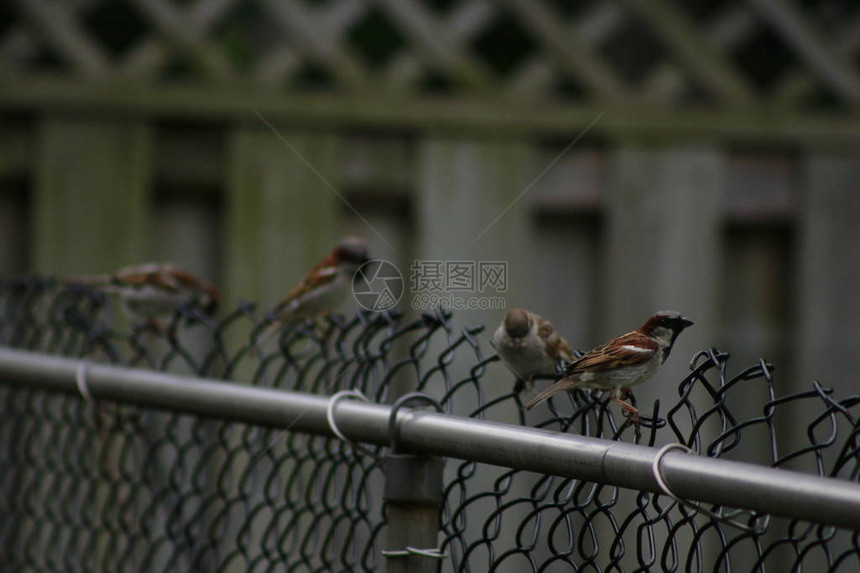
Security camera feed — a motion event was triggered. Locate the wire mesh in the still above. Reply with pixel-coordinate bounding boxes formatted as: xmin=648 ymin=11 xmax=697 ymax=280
xmin=0 ymin=277 xmax=858 ymax=572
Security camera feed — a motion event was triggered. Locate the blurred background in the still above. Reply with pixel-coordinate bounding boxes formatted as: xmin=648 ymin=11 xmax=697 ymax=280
xmin=1 ymin=0 xmax=859 ymax=444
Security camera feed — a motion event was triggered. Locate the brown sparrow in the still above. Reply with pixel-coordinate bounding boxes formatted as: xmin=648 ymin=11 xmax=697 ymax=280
xmin=66 ymin=262 xmax=219 ymax=324
xmin=261 ymin=236 xmax=370 ymax=340
xmin=492 ymin=308 xmax=574 ymax=388
xmin=524 ymin=311 xmax=693 ymax=422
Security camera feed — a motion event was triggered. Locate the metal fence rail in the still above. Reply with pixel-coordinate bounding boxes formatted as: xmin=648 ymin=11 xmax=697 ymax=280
xmin=1 ymin=277 xmax=859 ymax=572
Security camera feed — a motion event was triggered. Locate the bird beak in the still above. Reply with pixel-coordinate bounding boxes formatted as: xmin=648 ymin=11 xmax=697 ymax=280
xmin=680 ymin=316 xmax=694 ymax=328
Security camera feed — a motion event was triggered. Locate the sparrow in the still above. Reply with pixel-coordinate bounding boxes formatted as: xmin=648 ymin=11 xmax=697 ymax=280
xmin=523 ymin=311 xmax=693 ymax=422
xmin=65 ymin=263 xmax=219 ymax=325
xmin=260 ymin=236 xmax=370 ymax=341
xmin=492 ymin=308 xmax=574 ymax=388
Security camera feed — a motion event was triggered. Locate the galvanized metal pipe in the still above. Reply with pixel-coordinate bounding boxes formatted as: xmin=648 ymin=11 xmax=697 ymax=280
xmin=1 ymin=347 xmax=858 ymax=530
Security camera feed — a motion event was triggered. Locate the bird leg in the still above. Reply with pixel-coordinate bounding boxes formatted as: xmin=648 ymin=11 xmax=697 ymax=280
xmin=612 ymin=395 xmax=642 ymax=439
xmin=611 ymin=396 xmax=640 ymax=422
xmin=611 ymin=387 xmax=640 ymax=427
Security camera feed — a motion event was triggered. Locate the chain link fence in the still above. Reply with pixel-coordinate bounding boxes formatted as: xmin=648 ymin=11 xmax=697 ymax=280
xmin=1 ymin=276 xmax=858 ymax=572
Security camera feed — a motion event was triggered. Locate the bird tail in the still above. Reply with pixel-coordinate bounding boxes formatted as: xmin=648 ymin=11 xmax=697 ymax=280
xmin=523 ymin=376 xmax=577 ymax=411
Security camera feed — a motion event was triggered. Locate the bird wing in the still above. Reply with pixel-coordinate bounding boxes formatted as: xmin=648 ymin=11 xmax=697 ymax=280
xmin=162 ymin=267 xmax=220 ymax=314
xmin=536 ymin=315 xmax=575 ymax=363
xmin=565 ymin=331 xmax=659 ymax=374
xmin=523 ymin=331 xmax=659 ymax=411
xmin=277 ymin=252 xmax=341 ymax=309
xmin=114 ymin=264 xmax=178 ymax=290
xmin=113 ymin=263 xmax=220 ymax=313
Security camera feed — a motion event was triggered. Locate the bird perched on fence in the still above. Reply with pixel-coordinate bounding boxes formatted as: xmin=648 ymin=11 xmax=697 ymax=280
xmin=65 ymin=263 xmax=220 ymax=327
xmin=492 ymin=308 xmax=574 ymax=390
xmin=523 ymin=311 xmax=693 ymax=423
xmin=258 ymin=236 xmax=370 ymax=344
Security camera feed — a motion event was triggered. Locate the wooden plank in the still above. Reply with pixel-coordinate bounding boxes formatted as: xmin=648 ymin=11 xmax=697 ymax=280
xmin=602 ymin=144 xmax=723 ymax=403
xmin=795 ymin=153 xmax=860 ymax=424
xmin=530 ymin=146 xmax=605 ymax=352
xmin=414 ymin=135 xmax=537 ymax=560
xmin=533 ymin=214 xmax=600 ymax=357
xmin=31 ymin=116 xmax=152 ymax=275
xmin=150 ymin=196 xmax=220 ymax=376
xmin=784 ymin=151 xmax=860 ymax=572
xmin=602 ymin=144 xmax=724 ymax=569
xmin=530 ymin=145 xmax=606 ymax=350
xmin=29 ymin=117 xmax=153 ymax=571
xmin=718 ymin=224 xmax=793 ymax=567
xmin=223 ymin=127 xmax=346 ymax=545
xmin=720 ymin=226 xmax=791 ymax=446
xmin=415 ymin=136 xmax=536 ymax=402
xmin=717 ymin=152 xmax=795 ymax=488
xmin=225 ymin=125 xmax=342 ymax=310
xmin=6 ymin=78 xmax=860 ymax=144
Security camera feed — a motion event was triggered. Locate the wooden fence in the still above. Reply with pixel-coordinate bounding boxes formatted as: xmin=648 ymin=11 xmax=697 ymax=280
xmin=1 ymin=0 xmax=860 ymax=459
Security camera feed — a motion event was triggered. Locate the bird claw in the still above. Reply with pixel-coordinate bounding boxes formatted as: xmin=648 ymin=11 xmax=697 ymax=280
xmin=622 ymin=407 xmax=640 ymax=424
xmin=619 ymin=409 xmax=642 ymax=440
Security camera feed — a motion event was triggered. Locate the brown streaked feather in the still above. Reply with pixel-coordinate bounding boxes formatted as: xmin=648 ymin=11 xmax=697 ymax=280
xmin=564 ymin=331 xmax=658 ymax=374
xmin=523 ymin=376 xmax=580 ymax=410
xmin=536 ymin=315 xmax=574 ymax=363
xmin=66 ymin=263 xmax=219 ymax=314
xmin=162 ymin=267 xmax=220 ymax=314
xmin=113 ymin=263 xmax=220 ymax=314
xmin=525 ymin=312 xmax=692 ymax=413
xmin=277 ymin=254 xmax=341 ymax=310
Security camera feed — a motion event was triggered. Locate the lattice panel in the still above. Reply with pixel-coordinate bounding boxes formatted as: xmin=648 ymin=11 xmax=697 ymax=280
xmin=2 ymin=0 xmax=859 ymax=108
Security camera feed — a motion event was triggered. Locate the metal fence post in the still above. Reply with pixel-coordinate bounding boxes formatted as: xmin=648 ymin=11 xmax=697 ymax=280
xmin=382 ymin=393 xmax=446 ymax=573
xmin=382 ymin=452 xmax=444 ymax=573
